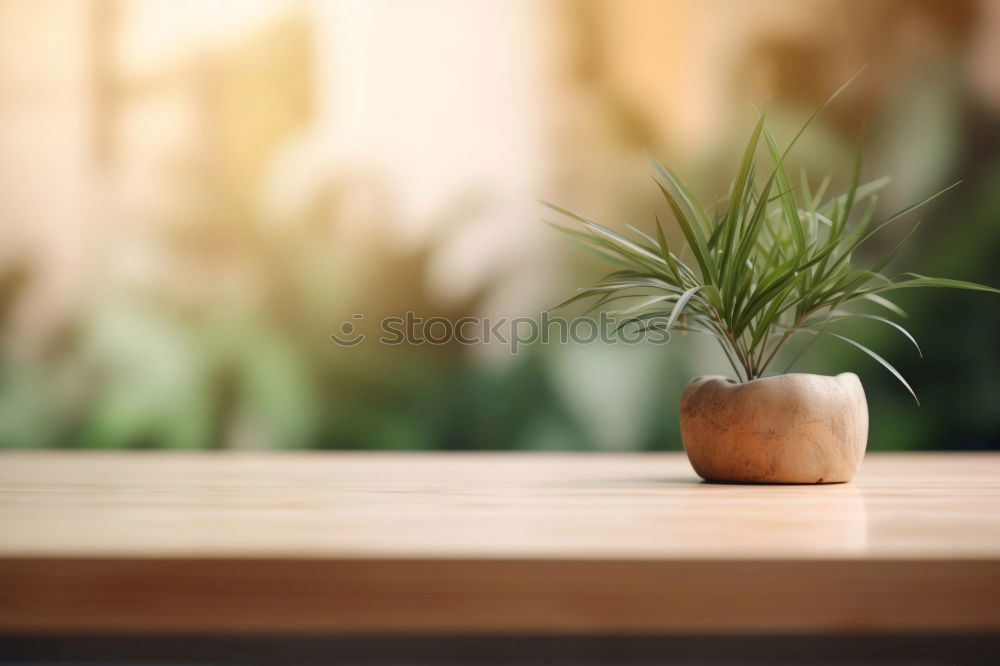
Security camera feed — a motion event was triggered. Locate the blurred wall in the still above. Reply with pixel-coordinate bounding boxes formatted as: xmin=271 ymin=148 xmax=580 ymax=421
xmin=0 ymin=0 xmax=996 ymax=450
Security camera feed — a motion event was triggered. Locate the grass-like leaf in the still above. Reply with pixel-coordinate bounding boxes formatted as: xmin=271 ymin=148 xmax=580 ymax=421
xmin=546 ymin=78 xmax=999 ymax=398
xmin=828 ymin=333 xmax=919 ymax=404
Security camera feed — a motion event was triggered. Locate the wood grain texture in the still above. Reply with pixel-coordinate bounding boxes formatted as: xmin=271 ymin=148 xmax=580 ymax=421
xmin=1 ymin=452 xmax=999 ymax=633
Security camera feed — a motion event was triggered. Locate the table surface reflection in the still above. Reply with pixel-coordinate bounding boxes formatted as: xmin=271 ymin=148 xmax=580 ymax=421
xmin=1 ymin=451 xmax=998 ymax=633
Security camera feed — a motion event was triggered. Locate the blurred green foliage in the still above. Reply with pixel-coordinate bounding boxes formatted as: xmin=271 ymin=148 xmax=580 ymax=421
xmin=0 ymin=0 xmax=996 ymax=451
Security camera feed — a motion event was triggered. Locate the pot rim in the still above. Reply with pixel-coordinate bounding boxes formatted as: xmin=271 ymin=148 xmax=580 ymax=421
xmin=690 ymin=371 xmax=860 ymax=387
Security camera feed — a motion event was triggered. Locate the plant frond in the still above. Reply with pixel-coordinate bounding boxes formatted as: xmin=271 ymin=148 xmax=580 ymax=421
xmin=546 ymin=76 xmax=998 ymax=390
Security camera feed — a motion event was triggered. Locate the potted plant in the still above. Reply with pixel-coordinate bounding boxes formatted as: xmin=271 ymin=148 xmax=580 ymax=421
xmin=546 ymin=81 xmax=998 ymax=484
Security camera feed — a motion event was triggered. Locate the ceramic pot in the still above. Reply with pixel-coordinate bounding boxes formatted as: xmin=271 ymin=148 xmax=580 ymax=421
xmin=679 ymin=373 xmax=868 ymax=484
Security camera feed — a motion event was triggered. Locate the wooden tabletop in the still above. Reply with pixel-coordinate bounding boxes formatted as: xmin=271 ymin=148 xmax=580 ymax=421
xmin=1 ymin=452 xmax=999 ymax=634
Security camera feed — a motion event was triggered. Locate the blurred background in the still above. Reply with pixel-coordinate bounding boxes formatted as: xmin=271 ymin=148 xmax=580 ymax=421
xmin=0 ymin=0 xmax=996 ymax=452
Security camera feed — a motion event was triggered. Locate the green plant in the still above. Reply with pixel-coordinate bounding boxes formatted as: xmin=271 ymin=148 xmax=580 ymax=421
xmin=546 ymin=78 xmax=998 ymax=400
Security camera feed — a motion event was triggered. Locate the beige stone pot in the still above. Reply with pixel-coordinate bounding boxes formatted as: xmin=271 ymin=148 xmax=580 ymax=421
xmin=679 ymin=373 xmax=868 ymax=484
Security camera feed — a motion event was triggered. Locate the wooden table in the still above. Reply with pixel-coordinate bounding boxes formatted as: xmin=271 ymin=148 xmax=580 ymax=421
xmin=1 ymin=452 xmax=999 ymax=661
